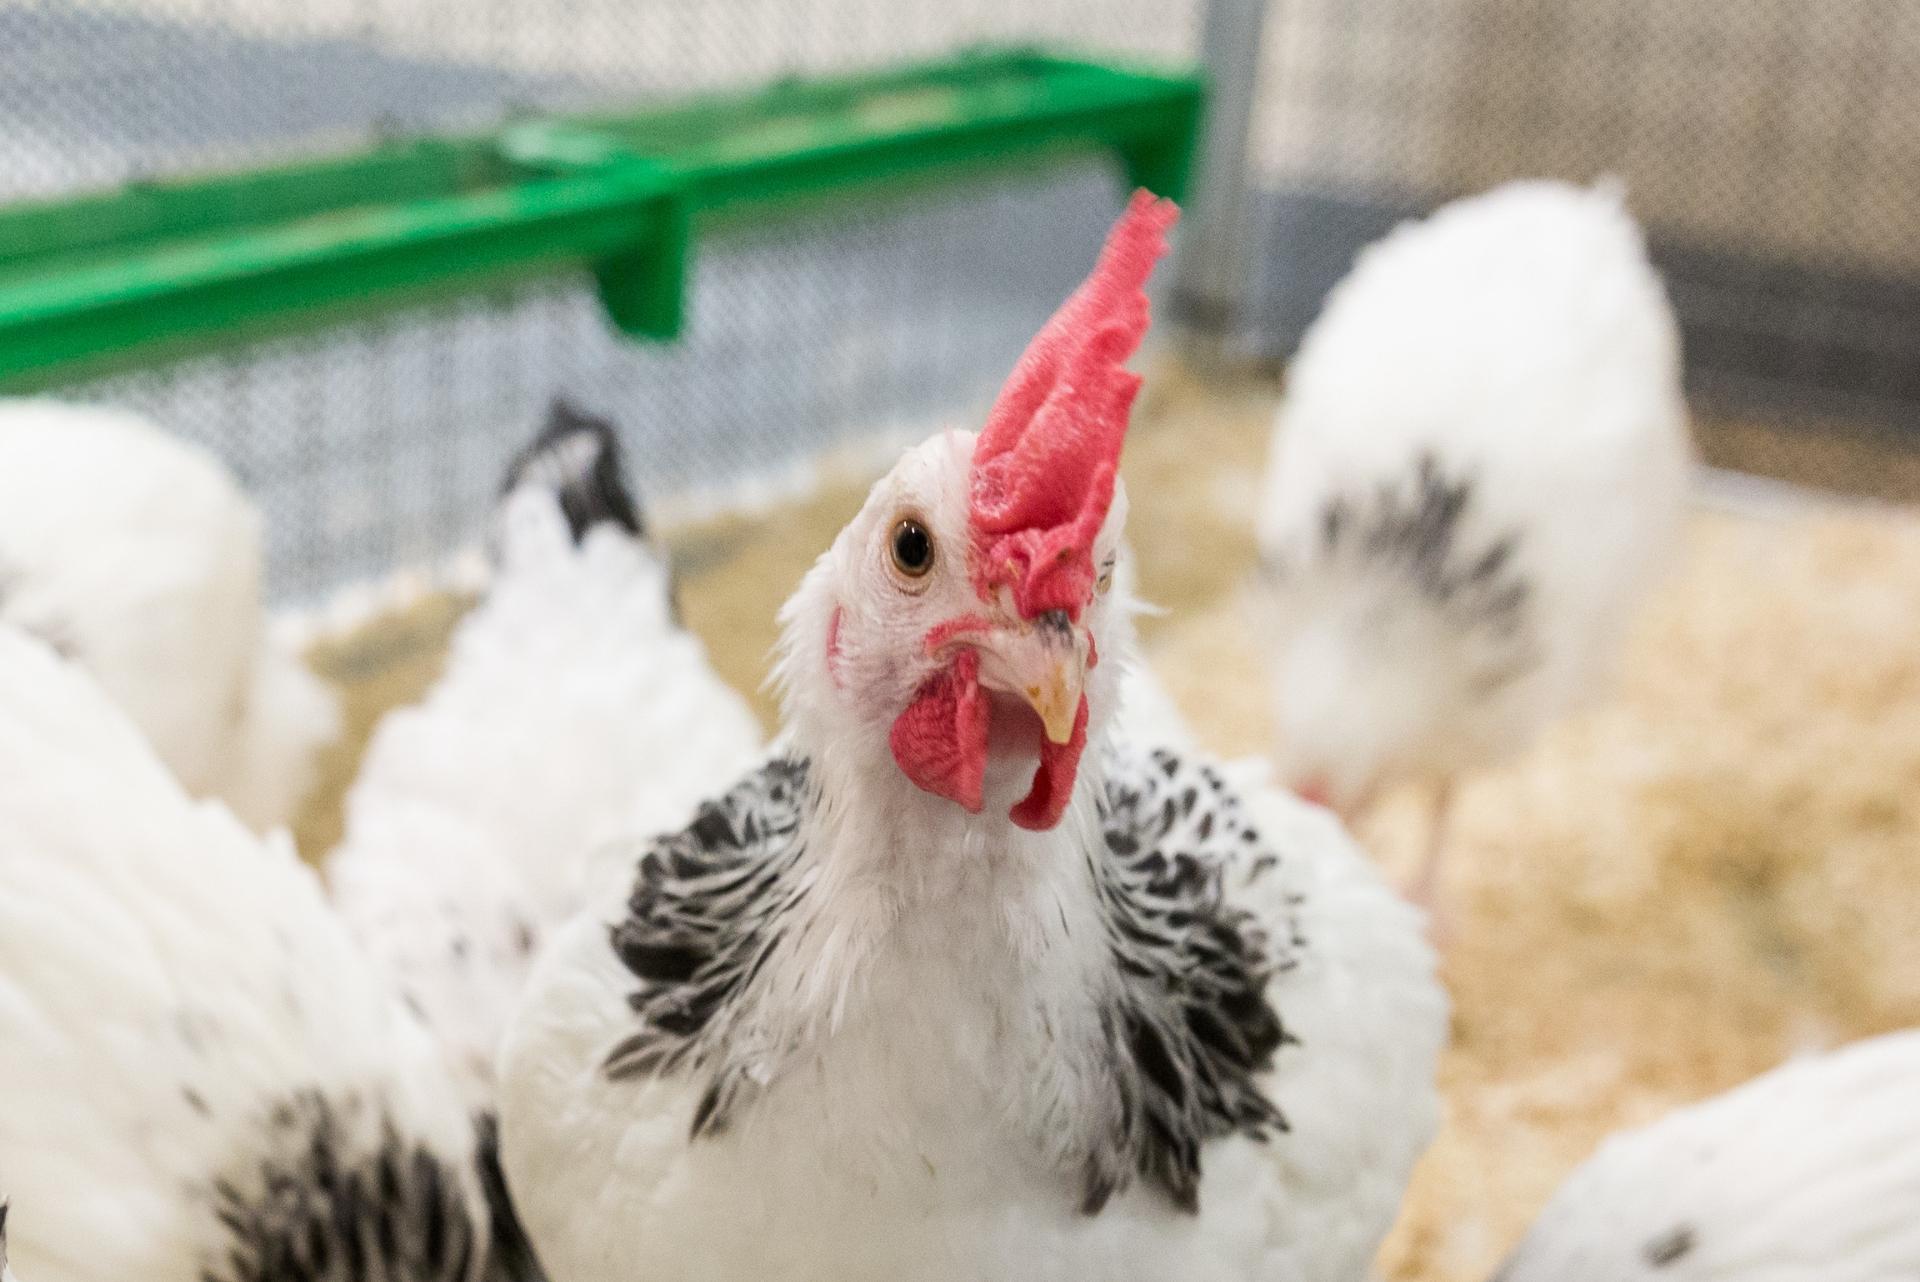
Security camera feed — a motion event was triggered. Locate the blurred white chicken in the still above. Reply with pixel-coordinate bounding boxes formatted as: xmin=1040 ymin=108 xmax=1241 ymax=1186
xmin=0 ymin=624 xmax=534 ymax=1282
xmin=0 ymin=400 xmax=340 ymax=833
xmin=1114 ymin=559 xmax=1272 ymax=796
xmin=499 ymin=194 xmax=1443 ymax=1282
xmin=1496 ymin=1029 xmax=1920 ymax=1281
xmin=1254 ymin=180 xmax=1692 ymax=907
xmin=327 ymin=402 xmax=765 ymax=1113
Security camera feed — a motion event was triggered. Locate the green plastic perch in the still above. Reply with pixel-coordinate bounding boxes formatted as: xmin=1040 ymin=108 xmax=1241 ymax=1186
xmin=0 ymin=49 xmax=1203 ymax=392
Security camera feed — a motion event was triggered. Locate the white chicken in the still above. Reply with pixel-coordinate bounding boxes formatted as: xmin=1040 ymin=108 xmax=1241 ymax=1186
xmin=327 ymin=402 xmax=765 ymax=1114
xmin=0 ymin=624 xmax=534 ymax=1282
xmin=1254 ymin=180 xmax=1692 ymax=906
xmin=498 ymin=193 xmax=1445 ymax=1282
xmin=0 ymin=400 xmax=340 ymax=833
xmin=1496 ymin=1030 xmax=1920 ymax=1281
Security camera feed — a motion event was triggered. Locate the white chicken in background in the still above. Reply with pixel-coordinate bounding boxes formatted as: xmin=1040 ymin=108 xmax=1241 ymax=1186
xmin=0 ymin=625 xmax=536 ymax=1282
xmin=1496 ymin=1030 xmax=1920 ymax=1281
xmin=327 ymin=402 xmax=765 ymax=1113
xmin=499 ymin=194 xmax=1444 ymax=1282
xmin=1114 ymin=559 xmax=1271 ymax=795
xmin=0 ymin=400 xmax=340 ymax=833
xmin=1254 ymin=179 xmax=1692 ymax=908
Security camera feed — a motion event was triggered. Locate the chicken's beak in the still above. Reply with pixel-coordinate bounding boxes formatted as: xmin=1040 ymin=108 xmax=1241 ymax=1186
xmin=973 ymin=609 xmax=1086 ymax=746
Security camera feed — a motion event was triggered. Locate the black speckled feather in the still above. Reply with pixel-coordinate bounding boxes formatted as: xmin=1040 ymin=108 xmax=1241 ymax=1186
xmin=603 ymin=756 xmax=811 ymax=1135
xmin=601 ymin=746 xmax=1304 ymax=1218
xmin=203 ymin=1092 xmax=485 ymax=1282
xmin=1283 ymin=450 xmax=1538 ymax=693
xmin=1084 ymin=745 xmax=1301 ymax=1214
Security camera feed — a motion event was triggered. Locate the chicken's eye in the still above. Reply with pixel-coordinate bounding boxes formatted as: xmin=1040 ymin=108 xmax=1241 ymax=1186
xmin=1096 ymin=560 xmax=1115 ymax=595
xmin=890 ymin=518 xmax=935 ymax=579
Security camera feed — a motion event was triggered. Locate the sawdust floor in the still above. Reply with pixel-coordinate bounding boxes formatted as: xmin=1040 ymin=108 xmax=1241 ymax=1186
xmin=298 ymin=366 xmax=1920 ymax=1282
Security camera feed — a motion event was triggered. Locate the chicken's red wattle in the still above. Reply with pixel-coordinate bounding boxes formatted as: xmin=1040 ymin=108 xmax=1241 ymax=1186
xmin=889 ymin=650 xmax=988 ymax=814
xmin=1009 ymin=695 xmax=1090 ymax=831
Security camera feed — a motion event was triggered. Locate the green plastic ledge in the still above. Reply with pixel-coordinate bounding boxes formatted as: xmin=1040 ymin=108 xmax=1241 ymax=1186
xmin=0 ymin=49 xmax=1203 ymax=392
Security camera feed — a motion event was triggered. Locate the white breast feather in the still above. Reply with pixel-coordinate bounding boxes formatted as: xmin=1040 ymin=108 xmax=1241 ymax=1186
xmin=498 ymin=659 xmax=1443 ymax=1282
xmin=1232 ymin=788 xmax=1446 ymax=1280
xmin=0 ymin=627 xmax=476 ymax=1282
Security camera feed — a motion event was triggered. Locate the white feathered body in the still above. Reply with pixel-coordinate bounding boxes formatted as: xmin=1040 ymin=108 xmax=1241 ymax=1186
xmin=329 ymin=478 xmax=764 ymax=1111
xmin=0 ymin=627 xmax=489 ymax=1282
xmin=1256 ymin=181 xmax=1691 ymax=802
xmin=1499 ymin=1030 xmax=1920 ymax=1281
xmin=501 ymin=572 xmax=1444 ymax=1282
xmin=0 ymin=400 xmax=339 ymax=831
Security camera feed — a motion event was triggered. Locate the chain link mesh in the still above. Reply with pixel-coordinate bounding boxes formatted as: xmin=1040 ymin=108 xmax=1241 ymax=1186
xmin=2 ymin=0 xmax=1196 ymax=601
xmin=8 ymin=1 xmax=1913 ymax=597
xmin=1249 ymin=0 xmax=1920 ymax=421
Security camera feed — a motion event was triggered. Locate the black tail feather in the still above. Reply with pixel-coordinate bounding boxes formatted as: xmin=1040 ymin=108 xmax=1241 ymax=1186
xmin=501 ymin=401 xmax=645 ymax=544
xmin=475 ymin=1114 xmax=548 ymax=1282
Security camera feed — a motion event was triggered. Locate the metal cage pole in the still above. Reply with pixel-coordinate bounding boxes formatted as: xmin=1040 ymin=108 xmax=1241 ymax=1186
xmin=1170 ymin=0 xmax=1269 ymax=362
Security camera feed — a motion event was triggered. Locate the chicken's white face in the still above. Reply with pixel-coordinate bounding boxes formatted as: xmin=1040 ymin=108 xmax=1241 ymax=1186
xmin=779 ymin=190 xmax=1173 ymax=833
xmin=778 ymin=430 xmax=1129 ymax=832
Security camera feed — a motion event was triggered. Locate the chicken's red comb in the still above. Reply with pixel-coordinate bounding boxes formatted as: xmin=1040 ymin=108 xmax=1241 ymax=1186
xmin=969 ymin=190 xmax=1178 ymax=621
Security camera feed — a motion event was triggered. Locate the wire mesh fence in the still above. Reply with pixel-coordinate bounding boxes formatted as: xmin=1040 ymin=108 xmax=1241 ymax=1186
xmin=1244 ymin=0 xmax=1920 ymax=423
xmin=2 ymin=0 xmax=1196 ymax=601
xmin=61 ymin=166 xmax=1131 ymax=598
xmin=4 ymin=0 xmax=1916 ymax=600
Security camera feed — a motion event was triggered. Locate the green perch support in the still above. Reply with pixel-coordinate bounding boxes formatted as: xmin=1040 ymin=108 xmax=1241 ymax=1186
xmin=0 ymin=49 xmax=1203 ymax=392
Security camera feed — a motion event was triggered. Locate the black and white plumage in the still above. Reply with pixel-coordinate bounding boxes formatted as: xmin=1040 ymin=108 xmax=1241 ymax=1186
xmin=1254 ymin=180 xmax=1691 ymax=899
xmin=1075 ymin=744 xmax=1301 ymax=1215
xmin=1496 ymin=1030 xmax=1920 ymax=1282
xmin=498 ymin=428 xmax=1444 ymax=1281
xmin=500 ymin=197 xmax=1442 ymax=1282
xmin=327 ymin=403 xmax=763 ymax=1115
xmin=592 ymin=740 xmax=1315 ymax=1221
xmin=0 ymin=625 xmax=525 ymax=1282
xmin=0 ymin=400 xmax=341 ymax=833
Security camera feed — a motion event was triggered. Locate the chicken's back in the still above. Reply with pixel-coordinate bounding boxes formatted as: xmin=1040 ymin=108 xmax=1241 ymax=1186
xmin=0 ymin=401 xmax=338 ymax=829
xmin=1497 ymin=1031 xmax=1920 ymax=1282
xmin=1257 ymin=182 xmax=1691 ymax=788
xmin=328 ymin=407 xmax=764 ymax=1110
xmin=0 ymin=626 xmax=488 ymax=1282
